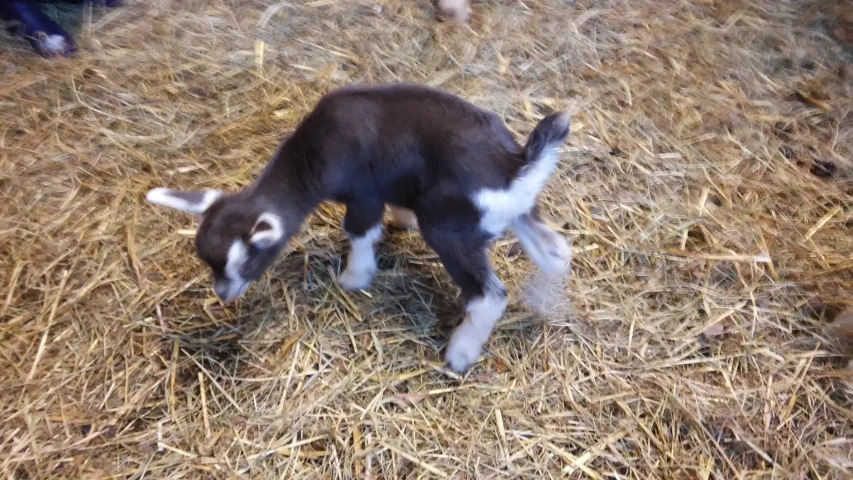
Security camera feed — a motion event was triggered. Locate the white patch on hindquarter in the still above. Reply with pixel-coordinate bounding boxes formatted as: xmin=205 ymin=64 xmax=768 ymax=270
xmin=338 ymin=224 xmax=383 ymax=291
xmin=444 ymin=285 xmax=508 ymax=372
xmin=146 ymin=188 xmax=222 ymax=216
xmin=215 ymin=240 xmax=250 ymax=302
xmin=473 ymin=147 xmax=560 ymax=236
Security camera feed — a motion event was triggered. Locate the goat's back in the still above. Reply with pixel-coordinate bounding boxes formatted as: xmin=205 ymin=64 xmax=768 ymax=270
xmin=283 ymin=84 xmax=527 ymax=205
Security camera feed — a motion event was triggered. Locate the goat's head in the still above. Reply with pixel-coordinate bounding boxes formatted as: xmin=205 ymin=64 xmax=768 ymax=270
xmin=145 ymin=187 xmax=288 ymax=303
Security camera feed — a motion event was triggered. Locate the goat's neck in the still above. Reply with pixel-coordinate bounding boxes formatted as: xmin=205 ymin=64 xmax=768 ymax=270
xmin=246 ymin=145 xmax=321 ymax=227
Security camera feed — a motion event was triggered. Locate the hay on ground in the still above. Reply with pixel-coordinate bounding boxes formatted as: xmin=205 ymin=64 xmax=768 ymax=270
xmin=1 ymin=0 xmax=852 ymax=477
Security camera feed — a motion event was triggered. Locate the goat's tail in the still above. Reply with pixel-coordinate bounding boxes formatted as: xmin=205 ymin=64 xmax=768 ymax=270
xmin=508 ymin=111 xmax=572 ymax=276
xmin=508 ymin=112 xmax=571 ymax=202
xmin=523 ymin=111 xmax=571 ymax=164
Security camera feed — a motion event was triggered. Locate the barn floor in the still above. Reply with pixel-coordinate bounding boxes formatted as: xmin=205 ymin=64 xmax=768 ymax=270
xmin=2 ymin=0 xmax=852 ymax=478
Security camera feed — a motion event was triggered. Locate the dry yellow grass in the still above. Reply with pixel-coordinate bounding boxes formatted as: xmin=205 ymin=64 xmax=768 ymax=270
xmin=2 ymin=0 xmax=852 ymax=478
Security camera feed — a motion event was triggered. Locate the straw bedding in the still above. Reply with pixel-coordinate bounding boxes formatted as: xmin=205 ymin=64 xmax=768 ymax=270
xmin=1 ymin=0 xmax=852 ymax=477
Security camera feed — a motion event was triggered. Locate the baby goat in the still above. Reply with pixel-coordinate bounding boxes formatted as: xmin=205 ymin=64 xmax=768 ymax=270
xmin=146 ymin=83 xmax=572 ymax=372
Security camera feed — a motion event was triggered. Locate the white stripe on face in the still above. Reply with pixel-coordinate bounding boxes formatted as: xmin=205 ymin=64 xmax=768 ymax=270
xmin=214 ymin=240 xmax=250 ymax=302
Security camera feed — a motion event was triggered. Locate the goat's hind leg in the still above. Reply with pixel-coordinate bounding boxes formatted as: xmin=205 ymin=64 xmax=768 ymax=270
xmin=510 ymin=209 xmax=572 ymax=277
xmin=511 ymin=208 xmax=573 ymax=316
xmin=420 ymin=220 xmax=507 ymax=373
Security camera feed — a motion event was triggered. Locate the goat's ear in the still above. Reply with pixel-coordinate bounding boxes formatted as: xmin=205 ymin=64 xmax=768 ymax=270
xmin=250 ymin=213 xmax=284 ymax=249
xmin=145 ymin=188 xmax=223 ymax=217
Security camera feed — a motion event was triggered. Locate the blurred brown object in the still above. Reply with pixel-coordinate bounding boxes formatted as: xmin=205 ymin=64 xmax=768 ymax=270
xmin=825 ymin=309 xmax=853 ymax=351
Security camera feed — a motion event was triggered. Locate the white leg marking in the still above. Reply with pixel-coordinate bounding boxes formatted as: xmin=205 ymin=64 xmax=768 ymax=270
xmin=473 ymin=147 xmax=561 ymax=236
xmin=438 ymin=0 xmax=471 ymax=22
xmin=215 ymin=240 xmax=250 ymax=302
xmin=42 ymin=34 xmax=68 ymax=55
xmin=445 ymin=288 xmax=508 ymax=372
xmin=388 ymin=206 xmax=419 ymax=231
xmin=522 ymin=270 xmax=572 ymax=318
xmin=511 ymin=216 xmax=572 ymax=276
xmin=511 ymin=215 xmax=573 ymax=316
xmin=338 ymin=224 xmax=383 ymax=291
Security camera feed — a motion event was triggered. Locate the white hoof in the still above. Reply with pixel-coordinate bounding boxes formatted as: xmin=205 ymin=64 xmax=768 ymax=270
xmin=444 ymin=321 xmax=486 ymax=372
xmin=438 ymin=0 xmax=471 ymax=23
xmin=539 ymin=233 xmax=573 ymax=277
xmin=337 ymin=266 xmax=375 ymax=292
xmin=41 ymin=34 xmax=69 ymax=56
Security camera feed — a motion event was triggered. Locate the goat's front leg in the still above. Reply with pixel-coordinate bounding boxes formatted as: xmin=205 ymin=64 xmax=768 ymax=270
xmin=1 ymin=1 xmax=76 ymax=57
xmin=338 ymin=201 xmax=384 ymax=291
